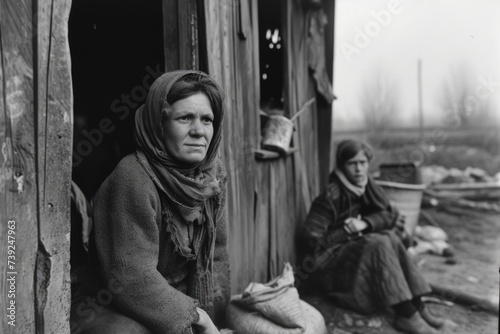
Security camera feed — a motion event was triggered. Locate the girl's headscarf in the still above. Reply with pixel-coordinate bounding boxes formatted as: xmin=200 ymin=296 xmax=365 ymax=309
xmin=134 ymin=70 xmax=224 ymax=217
xmin=330 ymin=139 xmax=390 ymax=218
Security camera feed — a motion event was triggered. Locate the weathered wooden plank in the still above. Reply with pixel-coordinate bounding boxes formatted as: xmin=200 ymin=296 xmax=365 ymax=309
xmin=231 ymin=7 xmax=248 ymax=288
xmin=218 ymin=0 xmax=257 ymax=295
xmin=285 ymin=155 xmax=298 ymax=262
xmin=268 ymin=161 xmax=278 ymax=279
xmin=317 ymin=0 xmax=335 ymax=186
xmin=239 ymin=0 xmax=259 ymax=153
xmin=253 ymin=163 xmax=270 ymax=283
xmin=203 ymin=0 xmax=234 ymax=323
xmin=233 ymin=0 xmax=258 ymax=285
xmin=302 ymin=79 xmax=321 ymax=198
xmin=0 ymin=0 xmax=38 ymax=332
xmin=178 ymin=0 xmax=199 ymax=70
xmin=283 ymin=1 xmax=313 ymax=219
xmin=203 ymin=0 xmax=222 ymax=82
xmin=204 ymin=0 xmax=237 ymax=292
xmin=162 ymin=0 xmax=180 ymax=71
xmin=236 ymin=0 xmax=250 ymax=40
xmin=205 ymin=0 xmax=250 ymax=294
xmin=250 ymin=0 xmax=271 ymax=284
xmin=275 ymin=159 xmax=289 ymax=273
xmin=0 ymin=13 xmax=8 ymax=333
xmin=35 ymin=0 xmax=73 ymax=332
xmin=250 ymin=0 xmax=261 ymax=134
xmin=283 ymin=0 xmax=303 ymax=219
xmin=292 ymin=6 xmax=314 ymax=201
xmin=221 ymin=7 xmax=239 ymax=294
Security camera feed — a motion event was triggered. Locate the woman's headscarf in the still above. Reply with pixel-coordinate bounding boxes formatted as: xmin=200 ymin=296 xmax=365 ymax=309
xmin=134 ymin=70 xmax=226 ymax=309
xmin=134 ymin=70 xmax=224 ymax=217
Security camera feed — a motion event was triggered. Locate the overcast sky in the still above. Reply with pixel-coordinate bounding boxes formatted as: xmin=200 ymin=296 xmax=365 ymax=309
xmin=333 ymin=0 xmax=500 ymax=130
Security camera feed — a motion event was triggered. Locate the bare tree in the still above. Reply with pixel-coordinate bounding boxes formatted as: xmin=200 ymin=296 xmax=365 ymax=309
xmin=359 ymin=71 xmax=400 ymax=131
xmin=439 ymin=66 xmax=492 ymax=128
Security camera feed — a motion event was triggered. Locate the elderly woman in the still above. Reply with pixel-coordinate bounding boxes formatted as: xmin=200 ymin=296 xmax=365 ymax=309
xmin=71 ymin=71 xmax=228 ymax=334
xmin=300 ymin=140 xmax=451 ymax=334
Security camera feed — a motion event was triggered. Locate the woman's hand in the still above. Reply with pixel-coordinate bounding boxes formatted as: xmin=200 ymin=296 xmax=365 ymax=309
xmin=344 ymin=217 xmax=368 ymax=235
xmin=193 ymin=308 xmax=220 ymax=334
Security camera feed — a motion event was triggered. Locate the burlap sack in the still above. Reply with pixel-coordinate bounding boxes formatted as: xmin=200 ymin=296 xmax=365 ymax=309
xmin=226 ymin=263 xmax=327 ymax=334
xmin=227 ymin=299 xmax=327 ymax=334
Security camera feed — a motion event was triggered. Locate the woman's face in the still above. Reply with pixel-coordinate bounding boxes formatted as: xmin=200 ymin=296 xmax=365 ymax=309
xmin=343 ymin=150 xmax=369 ymax=186
xmin=162 ymin=93 xmax=214 ymax=164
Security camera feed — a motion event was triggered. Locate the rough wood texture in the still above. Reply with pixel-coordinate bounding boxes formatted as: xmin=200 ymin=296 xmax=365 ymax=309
xmin=285 ymin=0 xmax=320 ymax=212
xmin=203 ymin=0 xmax=333 ymax=297
xmin=35 ymin=0 xmax=73 ymax=332
xmin=163 ymin=0 xmax=200 ymax=71
xmin=317 ymin=0 xmax=335 ymax=186
xmin=162 ymin=0 xmax=180 ymax=71
xmin=178 ymin=0 xmax=199 ymax=70
xmin=0 ymin=0 xmax=38 ymax=332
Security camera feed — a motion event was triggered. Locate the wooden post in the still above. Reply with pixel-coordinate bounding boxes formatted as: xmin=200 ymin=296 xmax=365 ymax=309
xmin=1 ymin=0 xmax=73 ymax=332
xmin=319 ymin=0 xmax=335 ymax=187
xmin=35 ymin=0 xmax=73 ymax=332
xmin=162 ymin=0 xmax=200 ymax=71
xmin=0 ymin=1 xmax=38 ymax=332
xmin=162 ymin=0 xmax=180 ymax=71
xmin=178 ymin=0 xmax=199 ymax=70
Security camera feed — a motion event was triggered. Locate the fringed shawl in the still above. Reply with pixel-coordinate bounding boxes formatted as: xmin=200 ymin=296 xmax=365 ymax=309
xmin=134 ymin=70 xmax=225 ymax=308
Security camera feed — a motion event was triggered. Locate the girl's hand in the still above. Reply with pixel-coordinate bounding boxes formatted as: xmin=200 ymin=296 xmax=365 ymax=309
xmin=395 ymin=214 xmax=406 ymax=232
xmin=344 ymin=217 xmax=368 ymax=235
xmin=193 ymin=308 xmax=220 ymax=334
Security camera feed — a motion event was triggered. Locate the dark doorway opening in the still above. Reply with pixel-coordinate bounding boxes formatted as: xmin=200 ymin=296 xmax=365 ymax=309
xmin=69 ymin=0 xmax=165 ymax=199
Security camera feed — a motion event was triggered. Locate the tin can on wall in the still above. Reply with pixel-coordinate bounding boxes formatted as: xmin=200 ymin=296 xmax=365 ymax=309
xmin=261 ymin=115 xmax=294 ymax=155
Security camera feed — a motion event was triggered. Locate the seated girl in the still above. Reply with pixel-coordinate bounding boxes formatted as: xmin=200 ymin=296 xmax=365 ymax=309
xmin=300 ymin=139 xmax=452 ymax=334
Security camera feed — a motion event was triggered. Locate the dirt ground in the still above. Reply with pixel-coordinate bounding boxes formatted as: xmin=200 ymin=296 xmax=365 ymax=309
xmin=301 ymin=206 xmax=500 ymax=334
xmin=416 ymin=206 xmax=499 ymax=333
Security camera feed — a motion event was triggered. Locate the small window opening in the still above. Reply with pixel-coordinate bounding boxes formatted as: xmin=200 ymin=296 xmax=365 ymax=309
xmin=258 ymin=0 xmax=284 ymax=110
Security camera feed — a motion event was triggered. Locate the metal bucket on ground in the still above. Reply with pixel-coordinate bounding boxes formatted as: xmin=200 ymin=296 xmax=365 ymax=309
xmin=375 ymin=180 xmax=426 ymax=243
xmin=261 ymin=115 xmax=294 ymax=154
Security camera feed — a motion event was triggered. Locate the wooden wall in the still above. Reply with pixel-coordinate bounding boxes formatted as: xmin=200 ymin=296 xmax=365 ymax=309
xmin=0 ymin=0 xmax=73 ymax=332
xmin=204 ymin=0 xmax=334 ymax=294
xmin=0 ymin=0 xmax=332 ymax=330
